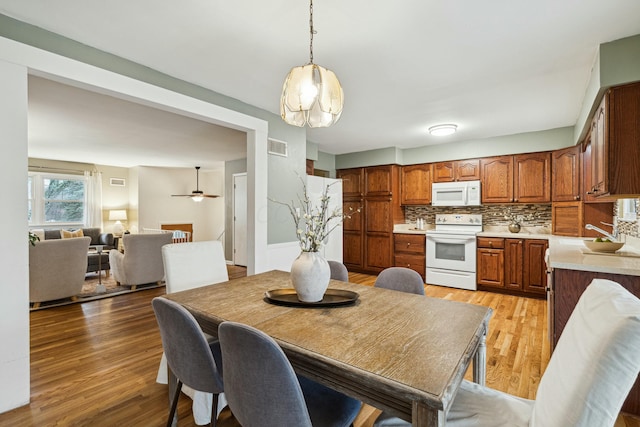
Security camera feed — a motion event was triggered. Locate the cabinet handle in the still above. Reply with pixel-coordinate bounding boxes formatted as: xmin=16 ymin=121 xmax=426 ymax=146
xmin=407 ymin=242 xmax=411 ymax=247
xmin=514 ymin=198 xmax=518 ymax=202
xmin=489 ymin=242 xmax=493 ymax=248
xmin=574 ymin=195 xmax=580 ymax=200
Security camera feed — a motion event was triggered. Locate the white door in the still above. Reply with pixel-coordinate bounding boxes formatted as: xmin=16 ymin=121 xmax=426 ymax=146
xmin=233 ymin=173 xmax=248 ymax=266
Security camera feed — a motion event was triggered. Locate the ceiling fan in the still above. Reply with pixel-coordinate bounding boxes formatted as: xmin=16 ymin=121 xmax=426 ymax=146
xmin=171 ymin=166 xmax=219 ymax=202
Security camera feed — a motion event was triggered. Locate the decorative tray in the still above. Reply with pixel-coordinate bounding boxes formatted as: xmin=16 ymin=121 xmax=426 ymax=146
xmin=264 ymin=288 xmax=359 ymax=308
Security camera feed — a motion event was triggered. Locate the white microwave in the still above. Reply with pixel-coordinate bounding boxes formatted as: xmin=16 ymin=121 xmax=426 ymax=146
xmin=432 ymin=180 xmax=481 ymax=206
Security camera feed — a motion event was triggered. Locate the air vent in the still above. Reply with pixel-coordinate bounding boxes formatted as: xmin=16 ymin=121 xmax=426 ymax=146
xmin=268 ymin=138 xmax=288 ymax=157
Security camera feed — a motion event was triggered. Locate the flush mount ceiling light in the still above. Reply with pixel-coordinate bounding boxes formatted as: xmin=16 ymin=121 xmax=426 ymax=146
xmin=429 ymin=124 xmax=458 ymax=136
xmin=280 ymin=0 xmax=344 ymax=128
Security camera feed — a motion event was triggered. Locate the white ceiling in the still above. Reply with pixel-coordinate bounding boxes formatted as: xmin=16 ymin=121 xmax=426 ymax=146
xmin=2 ymin=0 xmax=640 ymax=167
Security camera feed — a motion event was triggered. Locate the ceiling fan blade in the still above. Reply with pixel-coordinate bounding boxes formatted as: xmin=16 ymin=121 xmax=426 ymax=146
xmin=171 ymin=167 xmax=219 ymax=199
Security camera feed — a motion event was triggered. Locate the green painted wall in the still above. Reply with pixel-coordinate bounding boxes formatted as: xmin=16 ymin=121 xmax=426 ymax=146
xmin=574 ymin=34 xmax=640 ymax=143
xmin=336 ymin=127 xmax=573 ymax=169
xmin=0 ymin=13 xmax=307 ymax=245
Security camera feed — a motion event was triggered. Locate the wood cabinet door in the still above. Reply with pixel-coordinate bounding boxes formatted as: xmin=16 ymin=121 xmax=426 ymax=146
xmin=480 ymin=156 xmax=514 ymax=203
xmin=504 ymin=239 xmax=524 ymax=291
xmin=337 ymin=168 xmax=364 ymax=198
xmin=514 ymin=152 xmax=551 ymax=203
xmin=365 ymin=199 xmax=391 ymax=233
xmin=591 ymin=96 xmax=607 ymax=195
xmin=401 ymin=164 xmax=432 ymax=204
xmin=365 ymin=166 xmax=394 ymax=196
xmin=582 ymin=132 xmax=599 ymax=202
xmin=607 ymin=82 xmax=640 ymax=196
xmin=552 ymin=145 xmax=581 ymax=201
xmin=342 ymin=200 xmax=363 ymax=233
xmin=523 ymin=239 xmax=548 ymax=295
xmin=433 ymin=162 xmax=455 ymax=182
xmin=551 ymin=201 xmax=583 ymax=237
xmin=343 ymin=231 xmax=363 ymax=268
xmin=365 ymin=233 xmax=392 ymax=271
xmin=455 ymin=159 xmax=480 ymax=181
xmin=477 ymin=248 xmax=504 ymax=288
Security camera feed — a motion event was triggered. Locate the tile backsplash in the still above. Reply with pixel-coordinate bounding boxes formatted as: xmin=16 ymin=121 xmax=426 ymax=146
xmin=404 ymin=198 xmax=640 ymax=238
xmin=614 ymin=198 xmax=639 ymax=239
xmin=404 ymin=204 xmax=551 ymax=227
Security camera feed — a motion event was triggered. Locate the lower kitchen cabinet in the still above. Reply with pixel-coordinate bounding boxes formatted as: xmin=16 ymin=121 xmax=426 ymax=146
xmin=477 ymin=236 xmax=547 ymax=298
xmin=393 ymin=233 xmax=425 ymax=279
xmin=477 ymin=237 xmax=505 ymax=288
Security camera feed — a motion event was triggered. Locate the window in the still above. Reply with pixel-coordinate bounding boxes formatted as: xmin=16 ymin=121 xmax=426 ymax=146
xmin=28 ymin=172 xmax=87 ymax=226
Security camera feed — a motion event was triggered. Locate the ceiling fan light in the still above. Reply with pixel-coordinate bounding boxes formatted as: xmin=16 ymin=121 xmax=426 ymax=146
xmin=191 ymin=195 xmax=204 ymax=202
xmin=429 ymin=124 xmax=458 ymax=136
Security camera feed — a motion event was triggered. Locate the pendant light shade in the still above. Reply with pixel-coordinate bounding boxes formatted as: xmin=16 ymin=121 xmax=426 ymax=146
xmin=280 ymin=0 xmax=344 ymax=128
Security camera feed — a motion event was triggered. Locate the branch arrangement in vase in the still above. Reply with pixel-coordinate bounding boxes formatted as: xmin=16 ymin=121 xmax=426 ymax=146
xmin=270 ymin=178 xmax=360 ymax=253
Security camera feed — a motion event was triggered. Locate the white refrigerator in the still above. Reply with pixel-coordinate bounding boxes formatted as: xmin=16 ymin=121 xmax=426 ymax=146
xmin=306 ymin=175 xmax=343 ymax=262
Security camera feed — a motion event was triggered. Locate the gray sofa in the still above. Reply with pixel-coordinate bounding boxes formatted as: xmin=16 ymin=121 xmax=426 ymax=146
xmin=42 ymin=227 xmax=117 ymax=275
xmin=29 ymin=236 xmax=91 ymax=308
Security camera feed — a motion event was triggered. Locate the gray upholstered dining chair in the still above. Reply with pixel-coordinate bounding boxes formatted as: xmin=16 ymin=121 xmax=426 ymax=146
xmin=374 ymin=267 xmax=425 ymax=295
xmin=152 ymin=297 xmax=224 ymax=427
xmin=375 ymin=279 xmax=640 ymax=426
xmin=218 ymin=321 xmax=362 ymax=427
xmin=328 ymin=260 xmax=349 ymax=282
xmin=156 ymin=240 xmax=230 ymax=425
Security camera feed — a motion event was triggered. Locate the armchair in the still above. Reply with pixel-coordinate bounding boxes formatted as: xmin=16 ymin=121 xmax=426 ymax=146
xmin=29 ymin=237 xmax=91 ymax=308
xmin=109 ymin=233 xmax=173 ymax=289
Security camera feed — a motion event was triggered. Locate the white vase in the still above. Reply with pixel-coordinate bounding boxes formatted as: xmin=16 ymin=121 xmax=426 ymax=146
xmin=290 ymin=251 xmax=330 ymax=302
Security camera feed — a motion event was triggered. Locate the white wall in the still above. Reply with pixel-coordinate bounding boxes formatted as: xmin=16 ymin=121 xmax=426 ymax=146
xmin=0 ymin=59 xmax=30 ymax=413
xmin=137 ymin=167 xmax=225 ymax=242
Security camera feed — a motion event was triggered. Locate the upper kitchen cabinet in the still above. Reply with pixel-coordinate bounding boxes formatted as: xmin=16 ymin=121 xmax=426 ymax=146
xmin=514 ymin=152 xmax=551 ymax=203
xmin=337 ymin=168 xmax=364 ymax=198
xmin=433 ymin=159 xmax=480 ymax=183
xmin=480 ymin=156 xmax=514 ymax=203
xmin=588 ymin=81 xmax=640 ymax=198
xmin=401 ymin=163 xmax=432 ymax=205
xmin=481 ymin=153 xmax=550 ymax=203
xmin=552 ymin=145 xmax=581 ymax=202
xmin=365 ymin=165 xmax=396 ymax=197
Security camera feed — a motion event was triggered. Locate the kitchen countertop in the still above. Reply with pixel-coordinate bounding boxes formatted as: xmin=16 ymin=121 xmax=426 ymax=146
xmin=548 ymin=235 xmax=640 ymax=276
xmin=393 ymin=224 xmax=431 ymax=235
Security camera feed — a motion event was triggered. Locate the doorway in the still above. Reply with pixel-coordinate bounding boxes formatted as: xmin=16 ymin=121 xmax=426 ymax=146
xmin=233 ymin=173 xmax=247 ymax=266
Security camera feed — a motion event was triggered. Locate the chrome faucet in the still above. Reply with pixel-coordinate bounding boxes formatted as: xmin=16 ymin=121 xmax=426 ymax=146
xmin=585 ymin=222 xmax=618 ymax=241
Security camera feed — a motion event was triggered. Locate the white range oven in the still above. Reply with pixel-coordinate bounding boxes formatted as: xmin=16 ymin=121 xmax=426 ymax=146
xmin=426 ymin=214 xmax=483 ymax=291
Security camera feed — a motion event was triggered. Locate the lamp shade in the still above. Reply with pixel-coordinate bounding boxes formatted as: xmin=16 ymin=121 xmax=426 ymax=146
xmin=281 ymin=63 xmax=344 ymax=128
xmin=109 ymin=210 xmax=128 ymax=221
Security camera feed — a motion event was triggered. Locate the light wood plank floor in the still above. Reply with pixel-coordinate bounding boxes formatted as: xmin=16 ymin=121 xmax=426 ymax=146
xmin=1 ymin=267 xmax=638 ymax=426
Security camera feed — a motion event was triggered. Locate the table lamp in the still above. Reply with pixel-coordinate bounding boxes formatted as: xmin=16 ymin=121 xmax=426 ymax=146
xmin=109 ymin=209 xmax=128 ymax=237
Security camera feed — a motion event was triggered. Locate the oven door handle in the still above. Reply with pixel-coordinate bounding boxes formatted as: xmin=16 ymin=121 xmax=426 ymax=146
xmin=427 ymin=235 xmax=476 ymax=245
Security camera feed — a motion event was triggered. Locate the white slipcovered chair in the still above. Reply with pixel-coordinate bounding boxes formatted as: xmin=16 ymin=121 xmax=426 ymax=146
xmin=156 ymin=240 xmax=229 ymax=425
xmin=109 ymin=233 xmax=173 ymax=289
xmin=375 ymin=278 xmax=640 ymax=426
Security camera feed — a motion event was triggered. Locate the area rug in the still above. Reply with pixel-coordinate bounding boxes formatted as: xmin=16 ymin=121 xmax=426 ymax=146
xmin=30 ymin=273 xmax=165 ymax=311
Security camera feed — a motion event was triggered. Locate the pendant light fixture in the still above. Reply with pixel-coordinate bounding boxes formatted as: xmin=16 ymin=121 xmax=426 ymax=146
xmin=280 ymin=0 xmax=344 ymax=128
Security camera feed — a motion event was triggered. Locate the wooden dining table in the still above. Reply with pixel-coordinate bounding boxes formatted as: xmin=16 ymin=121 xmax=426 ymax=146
xmin=164 ymin=270 xmax=492 ymax=426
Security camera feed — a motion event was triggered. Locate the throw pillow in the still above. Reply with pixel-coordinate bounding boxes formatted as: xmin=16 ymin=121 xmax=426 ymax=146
xmin=31 ymin=229 xmax=45 ymax=241
xmin=60 ymin=229 xmax=84 ymax=239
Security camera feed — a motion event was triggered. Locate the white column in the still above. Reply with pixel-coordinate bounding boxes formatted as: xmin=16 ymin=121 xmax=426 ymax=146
xmin=0 ymin=59 xmax=30 ymax=413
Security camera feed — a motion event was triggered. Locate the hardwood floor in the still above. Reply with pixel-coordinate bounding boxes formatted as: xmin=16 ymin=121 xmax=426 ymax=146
xmin=1 ymin=267 xmax=638 ymax=426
